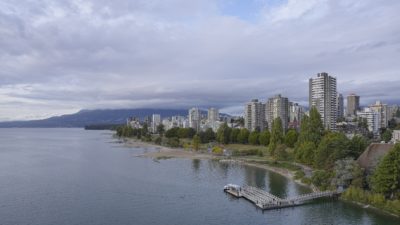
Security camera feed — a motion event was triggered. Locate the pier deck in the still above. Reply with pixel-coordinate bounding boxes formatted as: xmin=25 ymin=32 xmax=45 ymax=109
xmin=224 ymin=184 xmax=341 ymax=210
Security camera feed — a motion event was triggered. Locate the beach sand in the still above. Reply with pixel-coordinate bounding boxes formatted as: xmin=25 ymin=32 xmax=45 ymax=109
xmin=122 ymin=137 xmax=317 ymax=191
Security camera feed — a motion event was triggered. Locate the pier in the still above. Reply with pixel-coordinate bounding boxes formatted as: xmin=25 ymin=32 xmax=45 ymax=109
xmin=224 ymin=184 xmax=341 ymax=210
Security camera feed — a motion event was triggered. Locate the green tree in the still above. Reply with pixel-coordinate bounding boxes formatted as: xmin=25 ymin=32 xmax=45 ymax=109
xmin=217 ymin=123 xmax=232 ymax=144
xmin=141 ymin=124 xmax=149 ymax=136
xmin=382 ymin=129 xmax=393 ymax=143
xmin=270 ymin=117 xmax=284 ymax=154
xmin=295 ymin=141 xmax=316 ymax=165
xmin=248 ymin=131 xmax=260 ymax=145
xmin=230 ymin=128 xmax=240 ymax=143
xmin=370 ymin=144 xmax=400 ymax=198
xmin=237 ymin=128 xmax=250 ymax=144
xmin=358 ymin=117 xmax=368 ymax=130
xmin=388 ymin=118 xmax=397 ymax=129
xmin=204 ymin=128 xmax=216 ymax=143
xmin=192 ymin=135 xmax=201 ymax=151
xmin=187 ymin=128 xmax=196 ymax=139
xmin=285 ymin=129 xmax=298 ymax=148
xmin=259 ymin=130 xmax=271 ymax=146
xmin=349 ymin=135 xmax=368 ymax=158
xmin=275 ymin=144 xmax=289 ymax=160
xmin=314 ymin=132 xmax=350 ymax=169
xmin=154 ymin=136 xmax=162 ymax=145
xmin=297 ymin=107 xmax=324 ymax=145
xmin=177 ymin=128 xmax=188 ymax=138
xmin=311 ymin=170 xmax=333 ymax=191
xmin=165 ymin=127 xmax=179 ymax=138
xmin=156 ymin=124 xmax=165 ymax=136
xmin=166 ymin=137 xmax=180 ymax=147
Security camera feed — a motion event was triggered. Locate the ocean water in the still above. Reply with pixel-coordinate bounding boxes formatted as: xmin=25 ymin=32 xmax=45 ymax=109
xmin=0 ymin=128 xmax=398 ymax=225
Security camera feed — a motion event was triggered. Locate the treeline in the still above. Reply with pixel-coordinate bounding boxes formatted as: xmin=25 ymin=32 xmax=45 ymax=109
xmin=116 ymin=123 xmax=154 ymax=141
xmin=84 ymin=124 xmax=122 ymax=130
xmin=293 ymin=107 xmax=368 ymax=169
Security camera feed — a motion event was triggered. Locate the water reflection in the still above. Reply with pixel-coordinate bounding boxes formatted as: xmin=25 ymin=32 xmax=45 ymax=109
xmin=207 ymin=160 xmax=229 ymax=179
xmin=267 ymin=172 xmax=288 ymax=198
xmin=192 ymin=159 xmax=201 ymax=173
xmin=244 ymin=166 xmax=266 ymax=189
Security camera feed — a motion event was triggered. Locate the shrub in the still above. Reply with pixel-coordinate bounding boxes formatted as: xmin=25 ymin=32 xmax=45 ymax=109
xmin=301 ymin=177 xmax=312 ymax=185
xmin=231 ymin=149 xmax=259 ymax=156
xmin=154 ymin=137 xmax=162 ymax=145
xmin=212 ymin=146 xmax=223 ymax=155
xmin=294 ymin=170 xmax=305 ymax=180
xmin=166 ymin=137 xmax=180 ymax=148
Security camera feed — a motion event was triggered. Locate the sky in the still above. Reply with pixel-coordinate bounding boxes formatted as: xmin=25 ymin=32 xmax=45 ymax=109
xmin=0 ymin=0 xmax=400 ymax=121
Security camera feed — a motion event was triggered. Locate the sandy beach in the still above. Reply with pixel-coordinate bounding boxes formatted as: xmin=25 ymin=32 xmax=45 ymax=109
xmin=122 ymin=137 xmax=317 ymax=191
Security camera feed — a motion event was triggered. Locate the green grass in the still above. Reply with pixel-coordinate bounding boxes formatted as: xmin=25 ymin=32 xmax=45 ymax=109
xmin=225 ymin=144 xmax=267 ymax=151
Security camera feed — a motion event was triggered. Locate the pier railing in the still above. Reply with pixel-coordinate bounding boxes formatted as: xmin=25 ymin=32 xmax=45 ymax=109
xmin=224 ymin=184 xmax=341 ymax=210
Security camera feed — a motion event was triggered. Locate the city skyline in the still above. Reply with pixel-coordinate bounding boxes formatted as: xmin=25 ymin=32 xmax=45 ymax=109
xmin=1 ymin=0 xmax=400 ymax=121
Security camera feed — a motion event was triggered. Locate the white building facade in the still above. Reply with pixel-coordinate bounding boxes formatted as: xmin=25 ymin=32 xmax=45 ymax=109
xmin=266 ymin=94 xmax=289 ymax=132
xmin=309 ymin=72 xmax=337 ymax=131
xmin=244 ymin=99 xmax=266 ymax=131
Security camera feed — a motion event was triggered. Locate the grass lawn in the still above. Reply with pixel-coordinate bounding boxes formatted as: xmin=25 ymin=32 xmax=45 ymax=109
xmin=224 ymin=144 xmax=267 ymax=152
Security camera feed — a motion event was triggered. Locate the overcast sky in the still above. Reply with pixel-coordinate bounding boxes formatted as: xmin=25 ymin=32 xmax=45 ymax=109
xmin=0 ymin=0 xmax=399 ymax=121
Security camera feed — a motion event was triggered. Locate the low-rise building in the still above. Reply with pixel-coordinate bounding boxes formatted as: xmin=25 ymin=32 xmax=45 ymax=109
xmin=127 ymin=117 xmax=142 ymax=129
xmin=392 ymin=130 xmax=400 ymax=143
xmin=357 ymin=108 xmax=381 ymax=137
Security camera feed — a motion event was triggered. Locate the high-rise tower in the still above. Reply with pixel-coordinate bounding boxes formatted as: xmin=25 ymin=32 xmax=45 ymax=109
xmin=309 ymin=72 xmax=337 ymax=130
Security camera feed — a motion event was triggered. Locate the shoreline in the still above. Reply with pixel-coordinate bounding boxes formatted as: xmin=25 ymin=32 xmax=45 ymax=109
xmin=122 ymin=137 xmax=317 ymax=192
xmin=119 ymin=136 xmax=399 ymax=218
xmin=340 ymin=199 xmax=400 ymax=218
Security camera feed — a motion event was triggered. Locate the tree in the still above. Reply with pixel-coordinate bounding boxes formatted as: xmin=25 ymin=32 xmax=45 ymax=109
xmin=275 ymin=144 xmax=289 ymax=160
xmin=388 ymin=118 xmax=397 ymax=129
xmin=204 ymin=128 xmax=216 ymax=143
xmin=358 ymin=117 xmax=368 ymax=130
xmin=248 ymin=131 xmax=260 ymax=145
xmin=311 ymin=170 xmax=333 ymax=191
xmin=192 ymin=135 xmax=201 ymax=151
xmin=217 ymin=123 xmax=232 ymax=144
xmin=154 ymin=136 xmax=162 ymax=145
xmin=285 ymin=129 xmax=298 ymax=148
xmin=295 ymin=141 xmax=316 ymax=165
xmin=230 ymin=128 xmax=240 ymax=143
xmin=331 ymin=158 xmax=362 ymax=188
xmin=370 ymin=144 xmax=400 ymax=198
xmin=165 ymin=127 xmax=179 ymax=138
xmin=349 ymin=135 xmax=368 ymax=158
xmin=187 ymin=128 xmax=196 ymax=139
xmin=314 ymin=132 xmax=350 ymax=169
xmin=177 ymin=128 xmax=188 ymax=138
xmin=237 ymin=128 xmax=250 ymax=144
xmin=157 ymin=124 xmax=165 ymax=136
xmin=382 ymin=129 xmax=393 ymax=143
xmin=141 ymin=123 xmax=148 ymax=136
xmin=166 ymin=137 xmax=180 ymax=147
xmin=297 ymin=107 xmax=324 ymax=146
xmin=259 ymin=130 xmax=271 ymax=146
xmin=270 ymin=117 xmax=284 ymax=153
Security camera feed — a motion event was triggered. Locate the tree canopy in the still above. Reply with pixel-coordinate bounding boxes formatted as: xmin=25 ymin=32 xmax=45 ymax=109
xmin=285 ymin=129 xmax=298 ymax=148
xmin=270 ymin=117 xmax=284 ymax=155
xmin=371 ymin=144 xmax=400 ymax=198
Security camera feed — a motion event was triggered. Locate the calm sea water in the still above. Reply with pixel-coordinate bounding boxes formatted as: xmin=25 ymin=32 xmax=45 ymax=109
xmin=0 ymin=128 xmax=398 ymax=225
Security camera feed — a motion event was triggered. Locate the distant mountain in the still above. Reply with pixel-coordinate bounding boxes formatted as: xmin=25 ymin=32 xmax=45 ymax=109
xmin=0 ymin=109 xmax=190 ymax=128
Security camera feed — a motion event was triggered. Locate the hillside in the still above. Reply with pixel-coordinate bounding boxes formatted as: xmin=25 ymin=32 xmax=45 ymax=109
xmin=0 ymin=109 xmax=189 ymax=128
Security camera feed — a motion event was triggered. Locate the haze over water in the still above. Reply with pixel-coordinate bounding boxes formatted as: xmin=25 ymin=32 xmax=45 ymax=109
xmin=0 ymin=128 xmax=398 ymax=225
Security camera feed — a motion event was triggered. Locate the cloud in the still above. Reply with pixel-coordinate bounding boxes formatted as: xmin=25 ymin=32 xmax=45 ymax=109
xmin=0 ymin=0 xmax=399 ymax=120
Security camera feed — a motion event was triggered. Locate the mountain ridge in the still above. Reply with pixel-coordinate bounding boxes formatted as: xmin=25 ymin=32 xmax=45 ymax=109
xmin=0 ymin=108 xmax=190 ymax=128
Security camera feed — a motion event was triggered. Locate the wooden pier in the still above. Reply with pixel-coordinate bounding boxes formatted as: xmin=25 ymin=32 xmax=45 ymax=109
xmin=224 ymin=184 xmax=341 ymax=210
